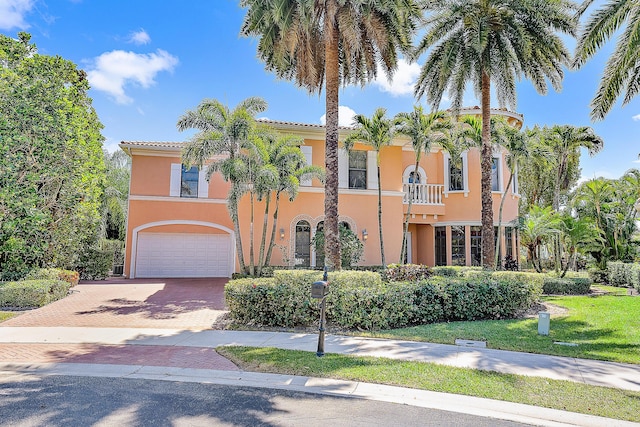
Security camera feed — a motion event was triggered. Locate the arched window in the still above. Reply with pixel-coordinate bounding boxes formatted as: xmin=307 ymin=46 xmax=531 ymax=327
xmin=295 ymin=220 xmax=311 ymax=267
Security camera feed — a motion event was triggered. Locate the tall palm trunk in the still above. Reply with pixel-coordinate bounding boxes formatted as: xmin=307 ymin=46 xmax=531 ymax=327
xmin=323 ymin=2 xmax=341 ymax=271
xmin=376 ymin=161 xmax=385 ymax=267
xmin=256 ymin=194 xmax=271 ymax=277
xmin=400 ymin=159 xmax=420 ymax=263
xmin=264 ymin=191 xmax=282 ymax=267
xmin=480 ymin=70 xmax=495 ymax=269
xmin=229 ymin=188 xmax=247 ymax=274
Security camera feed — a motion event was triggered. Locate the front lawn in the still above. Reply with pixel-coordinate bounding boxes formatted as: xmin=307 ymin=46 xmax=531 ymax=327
xmin=365 ymin=292 xmax=640 ymax=364
xmin=0 ymin=311 xmax=16 ymax=322
xmin=219 ymin=346 xmax=640 ymax=423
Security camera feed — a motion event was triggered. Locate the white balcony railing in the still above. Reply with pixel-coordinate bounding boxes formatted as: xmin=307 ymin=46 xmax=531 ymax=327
xmin=403 ymin=183 xmax=444 ymax=205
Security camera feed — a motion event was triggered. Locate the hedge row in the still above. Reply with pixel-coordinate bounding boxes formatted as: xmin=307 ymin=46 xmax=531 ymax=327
xmin=542 ymin=277 xmax=592 ymax=295
xmin=224 ymin=270 xmax=543 ymax=330
xmin=0 ymin=279 xmax=71 ymax=308
xmin=606 ymin=262 xmax=640 ymax=291
xmin=25 ymin=268 xmax=80 ymax=287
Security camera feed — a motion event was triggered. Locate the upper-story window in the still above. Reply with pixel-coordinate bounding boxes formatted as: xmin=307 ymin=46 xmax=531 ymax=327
xmin=491 ymin=157 xmax=501 ymax=192
xmin=448 ymin=156 xmax=464 ymax=191
xmin=408 ymin=171 xmax=421 ymax=184
xmin=349 ymin=150 xmax=367 ymax=189
xmin=181 ymin=165 xmax=199 ymax=198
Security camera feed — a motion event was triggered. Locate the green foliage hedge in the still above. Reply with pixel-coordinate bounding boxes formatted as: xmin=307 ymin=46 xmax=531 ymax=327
xmin=604 ymin=262 xmax=640 ymax=291
xmin=77 ymin=248 xmax=113 ymax=280
xmin=0 ymin=279 xmax=71 ymax=308
xmin=25 ymin=268 xmax=79 ymax=286
xmin=225 ymin=270 xmax=543 ymax=330
xmin=543 ymin=277 xmax=592 ymax=295
xmin=384 ymin=264 xmax=433 ymax=282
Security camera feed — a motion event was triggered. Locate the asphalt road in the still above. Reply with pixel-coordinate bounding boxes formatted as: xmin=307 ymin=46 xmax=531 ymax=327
xmin=0 ymin=374 xmax=534 ymax=426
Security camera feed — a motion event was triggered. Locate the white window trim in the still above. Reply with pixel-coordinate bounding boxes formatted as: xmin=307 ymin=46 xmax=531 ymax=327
xmin=366 ymin=151 xmax=378 ymax=190
xmin=491 ymin=152 xmax=504 ymax=193
xmin=198 ymin=168 xmax=208 ymax=198
xmin=443 ymin=151 xmax=469 ymax=197
xmin=338 ymin=148 xmax=348 ymax=189
xmin=170 ymin=163 xmax=182 ymax=197
xmin=402 ymin=165 xmax=427 ymax=183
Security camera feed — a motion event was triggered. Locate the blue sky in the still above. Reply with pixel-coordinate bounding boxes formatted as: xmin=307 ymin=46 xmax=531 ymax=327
xmin=2 ymin=0 xmax=639 ymax=182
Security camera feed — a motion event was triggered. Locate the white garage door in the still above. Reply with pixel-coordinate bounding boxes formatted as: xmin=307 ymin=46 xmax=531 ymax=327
xmin=135 ymin=233 xmax=232 ymax=278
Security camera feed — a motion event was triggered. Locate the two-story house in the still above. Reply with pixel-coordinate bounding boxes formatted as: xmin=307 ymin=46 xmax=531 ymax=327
xmin=120 ymin=107 xmax=523 ymax=278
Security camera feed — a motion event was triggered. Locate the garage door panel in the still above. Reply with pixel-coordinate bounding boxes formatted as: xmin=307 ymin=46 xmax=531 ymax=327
xmin=135 ymin=233 xmax=231 ymax=278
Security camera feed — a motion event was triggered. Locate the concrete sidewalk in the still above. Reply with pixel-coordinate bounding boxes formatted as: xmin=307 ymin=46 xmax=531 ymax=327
xmin=1 ymin=327 xmax=638 ymax=392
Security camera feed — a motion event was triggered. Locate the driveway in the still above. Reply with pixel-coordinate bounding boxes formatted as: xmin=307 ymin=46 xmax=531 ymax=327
xmin=0 ymin=278 xmax=229 ymax=330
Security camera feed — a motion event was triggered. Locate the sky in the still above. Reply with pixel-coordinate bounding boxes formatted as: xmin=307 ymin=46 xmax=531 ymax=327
xmin=1 ymin=0 xmax=639 ymax=182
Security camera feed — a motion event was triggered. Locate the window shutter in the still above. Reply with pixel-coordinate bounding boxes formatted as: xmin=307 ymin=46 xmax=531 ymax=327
xmin=300 ymin=146 xmax=313 ymax=186
xmin=198 ymin=168 xmax=208 ymax=198
xmin=170 ymin=163 xmax=181 ymax=197
xmin=367 ymin=151 xmax=378 ymax=190
xmin=338 ymin=148 xmax=348 ymax=188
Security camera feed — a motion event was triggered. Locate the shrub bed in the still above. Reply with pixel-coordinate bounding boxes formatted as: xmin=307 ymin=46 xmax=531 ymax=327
xmin=543 ymin=277 xmax=592 ymax=295
xmin=0 ymin=279 xmax=71 ymax=308
xmin=603 ymin=262 xmax=640 ymax=291
xmin=225 ymin=269 xmax=543 ymax=330
xmin=25 ymin=268 xmax=80 ymax=286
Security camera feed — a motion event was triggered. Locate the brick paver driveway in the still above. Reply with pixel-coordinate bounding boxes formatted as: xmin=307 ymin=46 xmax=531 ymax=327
xmin=1 ymin=278 xmax=228 ymax=330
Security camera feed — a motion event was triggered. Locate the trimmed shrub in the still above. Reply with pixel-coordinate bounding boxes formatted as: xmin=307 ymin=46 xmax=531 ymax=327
xmin=607 ymin=262 xmax=629 ymax=287
xmin=0 ymin=279 xmax=71 ymax=308
xmin=431 ymin=266 xmax=462 ymax=277
xmin=384 ymin=264 xmax=432 ymax=282
xmin=225 ymin=269 xmax=542 ymax=330
xmin=77 ymin=248 xmax=112 ymax=280
xmin=543 ymin=277 xmax=592 ymax=295
xmin=588 ymin=268 xmax=608 ymax=284
xmin=25 ymin=268 xmax=79 ymax=287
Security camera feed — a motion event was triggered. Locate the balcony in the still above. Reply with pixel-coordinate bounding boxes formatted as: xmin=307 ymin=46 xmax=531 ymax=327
xmin=403 ymin=183 xmax=444 ymax=205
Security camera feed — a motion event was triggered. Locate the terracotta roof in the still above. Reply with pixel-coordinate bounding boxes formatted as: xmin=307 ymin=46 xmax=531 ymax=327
xmin=120 ymin=141 xmax=184 ymax=148
xmin=257 ymin=118 xmax=353 ymax=130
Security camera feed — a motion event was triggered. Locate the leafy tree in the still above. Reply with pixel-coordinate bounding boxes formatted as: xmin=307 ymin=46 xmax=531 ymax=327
xmin=178 ymin=97 xmax=267 ymax=275
xmin=394 ymin=107 xmax=451 ymax=263
xmin=574 ymin=0 xmax=640 ymax=120
xmin=240 ymin=0 xmax=420 ymax=270
xmin=344 ymin=108 xmax=394 ymax=266
xmin=101 ymin=150 xmax=130 ymax=241
xmin=558 ymin=214 xmax=603 ymax=277
xmin=0 ymin=32 xmax=105 ymax=278
xmin=414 ymin=0 xmax=576 ymax=268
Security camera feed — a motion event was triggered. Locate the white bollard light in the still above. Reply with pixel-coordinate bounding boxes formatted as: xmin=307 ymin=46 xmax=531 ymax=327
xmin=538 ymin=311 xmax=550 ymax=335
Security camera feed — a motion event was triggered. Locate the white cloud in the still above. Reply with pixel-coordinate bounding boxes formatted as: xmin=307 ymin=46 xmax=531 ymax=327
xmin=129 ymin=29 xmax=151 ymax=45
xmin=632 ymin=114 xmax=640 ymax=121
xmin=102 ymin=136 xmax=120 ymax=153
xmin=320 ymin=106 xmax=357 ymax=127
xmin=87 ymin=49 xmax=178 ymax=104
xmin=372 ymin=59 xmax=421 ymax=96
xmin=0 ymin=0 xmax=33 ymax=30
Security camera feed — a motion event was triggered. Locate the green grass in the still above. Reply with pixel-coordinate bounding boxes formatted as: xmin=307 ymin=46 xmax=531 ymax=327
xmin=219 ymin=346 xmax=640 ymax=422
xmin=362 ymin=293 xmax=640 ymax=364
xmin=0 ymin=311 xmax=16 ymax=322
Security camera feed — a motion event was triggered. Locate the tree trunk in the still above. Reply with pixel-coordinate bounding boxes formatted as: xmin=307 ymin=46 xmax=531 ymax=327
xmin=264 ymin=191 xmax=282 ymax=268
xmin=377 ymin=161 xmax=385 ymax=267
xmin=256 ymin=194 xmax=271 ymax=277
xmin=400 ymin=159 xmax=420 ymax=263
xmin=480 ymin=70 xmax=495 ymax=269
xmin=323 ymin=3 xmax=341 ymax=271
xmin=249 ymin=192 xmax=255 ymax=276
xmin=494 ymin=171 xmax=514 ymax=269
xmin=229 ymin=189 xmax=246 ymax=275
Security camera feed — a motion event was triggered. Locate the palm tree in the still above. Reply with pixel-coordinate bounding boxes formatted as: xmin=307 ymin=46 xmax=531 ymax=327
xmin=574 ymin=0 xmax=640 ymax=120
xmin=344 ymin=108 xmax=394 ymax=266
xmin=545 ymin=125 xmax=604 ymax=211
xmin=414 ymin=0 xmax=576 ymax=268
xmin=395 ymin=107 xmax=451 ymax=264
xmin=559 ymin=214 xmax=603 ymax=277
xmin=519 ymin=206 xmax=562 ymax=273
xmin=247 ymin=130 xmax=324 ymax=273
xmin=177 ymin=97 xmax=267 ymax=275
xmin=240 ymin=0 xmax=420 ymax=270
xmin=494 ymin=121 xmax=528 ymax=269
